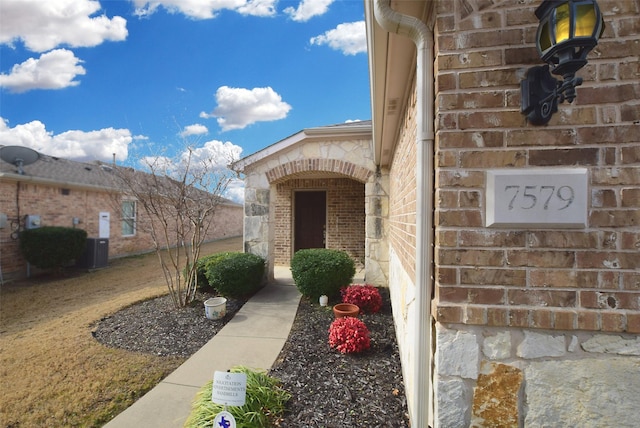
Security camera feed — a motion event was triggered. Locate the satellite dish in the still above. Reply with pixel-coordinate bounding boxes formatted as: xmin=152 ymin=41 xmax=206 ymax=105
xmin=0 ymin=146 xmax=39 ymax=175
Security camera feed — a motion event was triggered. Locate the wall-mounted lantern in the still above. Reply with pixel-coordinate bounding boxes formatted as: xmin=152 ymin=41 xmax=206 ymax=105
xmin=521 ymin=0 xmax=605 ymax=125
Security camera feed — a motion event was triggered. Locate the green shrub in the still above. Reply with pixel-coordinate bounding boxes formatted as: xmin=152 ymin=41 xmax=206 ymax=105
xmin=290 ymin=249 xmax=355 ymax=300
xmin=205 ymin=252 xmax=265 ymax=298
xmin=184 ymin=366 xmax=290 ymax=428
xmin=188 ymin=253 xmax=226 ymax=290
xmin=19 ymin=226 xmax=87 ymax=270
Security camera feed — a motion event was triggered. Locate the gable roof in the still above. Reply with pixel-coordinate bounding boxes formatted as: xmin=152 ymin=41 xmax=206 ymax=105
xmin=232 ymin=120 xmax=372 ymax=173
xmin=0 ymin=146 xmax=240 ymax=206
xmin=0 ymin=146 xmax=119 ymax=191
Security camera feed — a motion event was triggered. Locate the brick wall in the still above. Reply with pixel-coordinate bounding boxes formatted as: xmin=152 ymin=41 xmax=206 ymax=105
xmin=273 ymin=183 xmax=292 ymax=264
xmin=0 ymin=180 xmax=242 ymax=279
xmin=327 ymin=178 xmax=366 ymax=265
xmin=432 ymin=0 xmax=640 ymax=333
xmin=388 ymin=88 xmax=419 ymax=282
xmin=273 ymin=177 xmax=365 ymax=265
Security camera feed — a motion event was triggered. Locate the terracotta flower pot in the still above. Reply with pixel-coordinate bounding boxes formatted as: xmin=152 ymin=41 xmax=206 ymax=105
xmin=333 ymin=303 xmax=359 ymax=318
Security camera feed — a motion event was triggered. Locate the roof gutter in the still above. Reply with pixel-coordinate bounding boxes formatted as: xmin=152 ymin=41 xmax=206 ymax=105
xmin=0 ymin=172 xmax=241 ymax=208
xmin=0 ymin=171 xmax=120 ymax=193
xmin=372 ymin=1 xmax=434 ymax=426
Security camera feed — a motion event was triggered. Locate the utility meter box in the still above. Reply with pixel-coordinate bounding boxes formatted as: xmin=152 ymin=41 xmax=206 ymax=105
xmin=24 ymin=215 xmax=41 ymax=229
xmin=0 ymin=213 xmax=7 ymax=229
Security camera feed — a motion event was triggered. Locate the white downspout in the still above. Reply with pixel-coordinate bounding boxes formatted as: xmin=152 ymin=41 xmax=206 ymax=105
xmin=372 ymin=1 xmax=434 ymax=427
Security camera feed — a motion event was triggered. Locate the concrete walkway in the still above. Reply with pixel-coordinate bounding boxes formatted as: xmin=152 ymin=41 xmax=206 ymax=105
xmin=105 ymin=267 xmax=301 ymax=428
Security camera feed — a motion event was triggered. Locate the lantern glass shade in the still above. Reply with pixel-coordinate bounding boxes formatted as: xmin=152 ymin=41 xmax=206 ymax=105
xmin=575 ymin=4 xmax=598 ymax=37
xmin=539 ymin=21 xmax=552 ymax=52
xmin=535 ymin=0 xmax=605 ymax=75
xmin=554 ymin=3 xmax=571 ymax=44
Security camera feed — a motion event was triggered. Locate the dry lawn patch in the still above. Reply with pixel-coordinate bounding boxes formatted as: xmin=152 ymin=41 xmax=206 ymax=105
xmin=0 ymin=237 xmax=242 ymax=427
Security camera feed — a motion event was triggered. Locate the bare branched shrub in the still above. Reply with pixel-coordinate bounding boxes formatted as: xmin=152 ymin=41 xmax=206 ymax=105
xmin=114 ymin=147 xmax=237 ymax=308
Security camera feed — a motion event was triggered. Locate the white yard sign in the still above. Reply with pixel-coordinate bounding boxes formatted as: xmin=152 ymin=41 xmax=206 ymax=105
xmin=212 ymin=371 xmax=247 ymax=407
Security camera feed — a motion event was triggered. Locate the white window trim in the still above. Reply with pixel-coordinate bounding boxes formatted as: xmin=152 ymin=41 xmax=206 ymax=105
xmin=121 ymin=199 xmax=137 ymax=237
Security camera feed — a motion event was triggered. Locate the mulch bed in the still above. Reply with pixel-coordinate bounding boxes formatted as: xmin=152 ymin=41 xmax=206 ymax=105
xmin=92 ymin=292 xmax=246 ymax=357
xmin=270 ymin=288 xmax=410 ymax=427
xmin=93 ymin=287 xmax=409 ymax=426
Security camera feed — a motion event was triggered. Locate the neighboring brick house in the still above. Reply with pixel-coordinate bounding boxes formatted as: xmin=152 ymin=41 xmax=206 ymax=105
xmin=238 ymin=0 xmax=638 ymax=427
xmin=0 ymin=148 xmax=243 ymax=280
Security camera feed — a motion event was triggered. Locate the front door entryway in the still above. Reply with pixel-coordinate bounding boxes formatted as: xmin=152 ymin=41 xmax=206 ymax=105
xmin=294 ymin=190 xmax=326 ymax=252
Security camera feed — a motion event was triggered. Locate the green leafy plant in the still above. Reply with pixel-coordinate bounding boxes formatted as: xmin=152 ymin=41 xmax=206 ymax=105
xmin=204 ymin=252 xmax=265 ymax=298
xmin=184 ymin=366 xmax=290 ymax=428
xmin=19 ymin=226 xmax=87 ymax=270
xmin=328 ymin=317 xmax=371 ymax=354
xmin=341 ymin=284 xmax=383 ymax=314
xmin=187 ymin=253 xmax=225 ymax=290
xmin=290 ymin=249 xmax=355 ymax=300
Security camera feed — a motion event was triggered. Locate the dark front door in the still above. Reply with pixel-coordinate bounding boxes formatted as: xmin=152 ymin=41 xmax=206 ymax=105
xmin=294 ymin=191 xmax=326 ymax=252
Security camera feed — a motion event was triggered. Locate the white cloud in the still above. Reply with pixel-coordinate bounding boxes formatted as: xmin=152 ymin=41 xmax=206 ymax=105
xmin=180 ymin=124 xmax=209 ymax=137
xmin=202 ymin=86 xmax=292 ymax=132
xmin=284 ymin=0 xmax=333 ymax=22
xmin=132 ymin=0 xmax=277 ymax=19
xmin=187 ymin=139 xmax=243 ymax=169
xmin=0 ymin=49 xmax=86 ymax=93
xmin=0 ymin=0 xmax=127 ymax=52
xmin=140 ymin=139 xmax=243 ymax=198
xmin=310 ymin=21 xmax=367 ymax=55
xmin=0 ymin=117 xmax=131 ymax=162
xmin=140 ymin=155 xmax=173 ymax=171
xmin=236 ymin=0 xmax=277 ymax=17
xmin=225 ymin=178 xmax=245 ymax=203
xmin=142 ymin=140 xmax=241 ymax=173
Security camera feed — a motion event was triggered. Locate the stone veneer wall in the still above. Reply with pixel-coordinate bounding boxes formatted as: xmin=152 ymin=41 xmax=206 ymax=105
xmin=365 ymin=167 xmax=390 ymax=286
xmin=435 ymin=323 xmax=640 ymax=427
xmin=427 ymin=0 xmax=640 ymax=426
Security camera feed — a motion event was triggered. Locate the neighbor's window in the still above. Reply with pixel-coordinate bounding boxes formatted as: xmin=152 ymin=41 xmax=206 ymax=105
xmin=122 ymin=200 xmax=136 ymax=236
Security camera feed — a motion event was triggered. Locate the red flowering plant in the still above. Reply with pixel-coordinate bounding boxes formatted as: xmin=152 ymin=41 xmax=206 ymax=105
xmin=340 ymin=284 xmax=382 ymax=314
xmin=328 ymin=317 xmax=371 ymax=354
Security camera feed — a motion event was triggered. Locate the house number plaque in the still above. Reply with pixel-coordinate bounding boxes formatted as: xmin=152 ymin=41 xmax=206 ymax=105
xmin=486 ymin=168 xmax=588 ymax=228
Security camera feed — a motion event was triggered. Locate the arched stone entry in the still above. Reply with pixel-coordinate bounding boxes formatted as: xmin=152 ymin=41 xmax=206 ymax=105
xmin=266 ymin=158 xmax=373 ymax=183
xmin=266 ymin=158 xmax=373 ymax=266
xmin=233 ymin=121 xmax=389 ymax=286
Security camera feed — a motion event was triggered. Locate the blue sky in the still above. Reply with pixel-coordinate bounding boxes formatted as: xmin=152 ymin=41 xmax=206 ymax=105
xmin=0 ymin=0 xmax=371 ymax=201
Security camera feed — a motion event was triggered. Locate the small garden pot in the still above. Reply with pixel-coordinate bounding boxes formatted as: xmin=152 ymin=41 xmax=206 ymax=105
xmin=319 ymin=295 xmax=328 ymax=306
xmin=333 ymin=303 xmax=359 ymax=318
xmin=204 ymin=297 xmax=227 ymax=320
